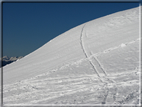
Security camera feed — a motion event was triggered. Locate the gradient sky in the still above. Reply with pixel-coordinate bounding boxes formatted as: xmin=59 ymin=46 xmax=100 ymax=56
xmin=2 ymin=2 xmax=139 ymax=57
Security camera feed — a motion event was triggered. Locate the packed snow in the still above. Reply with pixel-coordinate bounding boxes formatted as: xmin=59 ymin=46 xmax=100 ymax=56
xmin=3 ymin=6 xmax=141 ymax=106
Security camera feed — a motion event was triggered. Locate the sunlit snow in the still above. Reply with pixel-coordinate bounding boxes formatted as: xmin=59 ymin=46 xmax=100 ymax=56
xmin=3 ymin=6 xmax=141 ymax=106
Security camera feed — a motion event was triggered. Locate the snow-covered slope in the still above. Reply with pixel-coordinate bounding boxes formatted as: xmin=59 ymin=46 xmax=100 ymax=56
xmin=3 ymin=6 xmax=141 ymax=105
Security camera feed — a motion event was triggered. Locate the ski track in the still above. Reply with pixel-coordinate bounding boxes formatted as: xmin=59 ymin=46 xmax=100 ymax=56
xmin=80 ymin=23 xmax=122 ymax=101
xmin=80 ymin=24 xmax=101 ymax=78
xmin=80 ymin=23 xmax=109 ymax=83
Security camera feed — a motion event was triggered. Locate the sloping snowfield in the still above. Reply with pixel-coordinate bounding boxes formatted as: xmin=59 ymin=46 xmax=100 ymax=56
xmin=3 ymin=6 xmax=141 ymax=106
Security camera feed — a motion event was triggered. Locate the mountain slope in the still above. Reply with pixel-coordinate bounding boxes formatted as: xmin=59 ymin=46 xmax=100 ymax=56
xmin=3 ymin=6 xmax=141 ymax=105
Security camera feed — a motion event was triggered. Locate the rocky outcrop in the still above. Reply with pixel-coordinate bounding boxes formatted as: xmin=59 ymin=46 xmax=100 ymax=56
xmin=0 ymin=56 xmax=23 ymax=67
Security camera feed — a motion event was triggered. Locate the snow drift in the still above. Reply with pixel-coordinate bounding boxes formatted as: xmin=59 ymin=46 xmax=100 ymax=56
xmin=3 ymin=6 xmax=141 ymax=105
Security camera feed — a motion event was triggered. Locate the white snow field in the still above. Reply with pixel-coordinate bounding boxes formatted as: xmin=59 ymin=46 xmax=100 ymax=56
xmin=3 ymin=6 xmax=141 ymax=106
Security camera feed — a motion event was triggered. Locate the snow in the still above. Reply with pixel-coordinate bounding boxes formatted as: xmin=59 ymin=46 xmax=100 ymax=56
xmin=120 ymin=43 xmax=126 ymax=47
xmin=3 ymin=6 xmax=141 ymax=106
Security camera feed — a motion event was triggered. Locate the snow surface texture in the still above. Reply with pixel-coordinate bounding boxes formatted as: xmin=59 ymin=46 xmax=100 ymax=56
xmin=3 ymin=6 xmax=141 ymax=106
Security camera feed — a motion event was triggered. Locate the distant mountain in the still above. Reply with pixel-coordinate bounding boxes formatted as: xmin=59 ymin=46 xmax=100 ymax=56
xmin=0 ymin=56 xmax=23 ymax=67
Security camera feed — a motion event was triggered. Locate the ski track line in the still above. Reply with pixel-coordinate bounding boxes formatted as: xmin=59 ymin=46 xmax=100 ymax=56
xmin=113 ymin=87 xmax=118 ymax=103
xmin=95 ymin=37 xmax=140 ymax=56
xmin=90 ymin=51 xmax=108 ymax=76
xmin=94 ymin=55 xmax=108 ymax=76
xmin=80 ymin=23 xmax=117 ymax=84
xmin=102 ymin=85 xmax=109 ymax=104
xmin=80 ymin=24 xmax=102 ymax=79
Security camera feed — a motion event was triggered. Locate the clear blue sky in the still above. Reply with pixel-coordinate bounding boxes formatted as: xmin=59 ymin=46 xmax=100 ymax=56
xmin=3 ymin=2 xmax=139 ymax=57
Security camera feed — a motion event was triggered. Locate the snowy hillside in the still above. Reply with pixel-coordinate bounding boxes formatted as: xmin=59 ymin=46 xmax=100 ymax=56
xmin=3 ymin=6 xmax=141 ymax=106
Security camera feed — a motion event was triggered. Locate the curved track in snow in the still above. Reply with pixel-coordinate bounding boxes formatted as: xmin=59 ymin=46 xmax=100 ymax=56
xmin=80 ymin=24 xmax=102 ymax=78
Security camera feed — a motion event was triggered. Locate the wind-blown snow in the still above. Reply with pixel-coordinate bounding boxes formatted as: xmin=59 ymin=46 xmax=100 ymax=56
xmin=3 ymin=6 xmax=141 ymax=106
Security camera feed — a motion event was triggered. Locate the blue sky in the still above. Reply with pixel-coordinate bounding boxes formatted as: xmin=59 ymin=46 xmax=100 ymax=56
xmin=2 ymin=2 xmax=139 ymax=57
